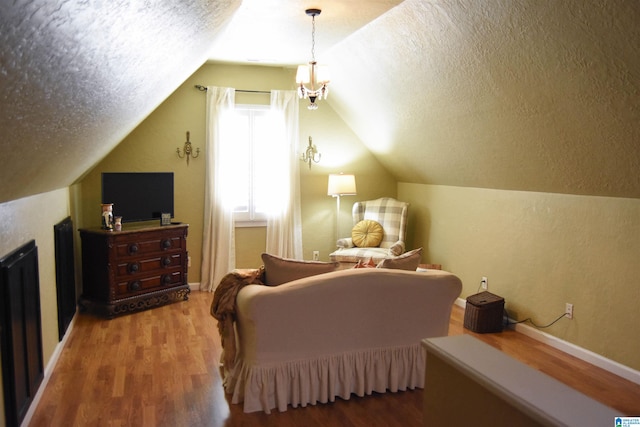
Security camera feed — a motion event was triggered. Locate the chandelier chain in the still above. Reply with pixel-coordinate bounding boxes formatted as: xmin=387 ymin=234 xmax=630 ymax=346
xmin=311 ymin=14 xmax=316 ymax=62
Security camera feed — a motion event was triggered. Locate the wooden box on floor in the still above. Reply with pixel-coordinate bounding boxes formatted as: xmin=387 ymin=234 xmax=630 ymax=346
xmin=464 ymin=291 xmax=504 ymax=333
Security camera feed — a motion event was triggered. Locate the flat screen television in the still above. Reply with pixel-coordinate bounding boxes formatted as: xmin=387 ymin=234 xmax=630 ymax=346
xmin=101 ymin=172 xmax=174 ymax=223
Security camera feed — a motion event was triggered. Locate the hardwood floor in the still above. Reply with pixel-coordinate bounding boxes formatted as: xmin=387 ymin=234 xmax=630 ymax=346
xmin=28 ymin=291 xmax=640 ymax=426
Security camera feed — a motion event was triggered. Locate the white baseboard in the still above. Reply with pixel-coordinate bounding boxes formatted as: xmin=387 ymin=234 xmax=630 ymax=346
xmin=455 ymin=297 xmax=640 ymax=386
xmin=189 ymin=282 xmax=201 ymax=291
xmin=21 ymin=313 xmax=77 ymax=427
xmin=454 ymin=297 xmax=467 ymax=309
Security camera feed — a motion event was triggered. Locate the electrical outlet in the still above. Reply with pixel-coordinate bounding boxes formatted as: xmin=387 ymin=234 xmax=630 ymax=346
xmin=565 ymin=303 xmax=574 ymax=319
xmin=312 ymin=251 xmax=320 ymax=261
xmin=481 ymin=276 xmax=488 ymax=290
xmin=188 ymin=256 xmax=191 ymax=267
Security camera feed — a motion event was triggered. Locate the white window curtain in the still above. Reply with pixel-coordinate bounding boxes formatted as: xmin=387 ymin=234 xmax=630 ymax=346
xmin=266 ymin=90 xmax=303 ymax=259
xmin=200 ymin=86 xmax=236 ymax=292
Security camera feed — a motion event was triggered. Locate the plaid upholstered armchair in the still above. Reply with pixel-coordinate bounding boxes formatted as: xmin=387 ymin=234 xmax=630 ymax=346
xmin=329 ymin=197 xmax=410 ymax=266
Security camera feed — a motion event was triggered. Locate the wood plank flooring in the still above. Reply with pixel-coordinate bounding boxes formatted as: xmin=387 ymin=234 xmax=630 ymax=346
xmin=28 ymin=291 xmax=640 ymax=426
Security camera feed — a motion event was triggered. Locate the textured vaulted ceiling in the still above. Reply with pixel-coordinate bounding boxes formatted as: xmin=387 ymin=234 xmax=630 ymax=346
xmin=0 ymin=0 xmax=241 ymax=203
xmin=324 ymin=0 xmax=640 ymax=198
xmin=207 ymin=0 xmax=403 ymax=65
xmin=1 ymin=0 xmax=639 ymax=204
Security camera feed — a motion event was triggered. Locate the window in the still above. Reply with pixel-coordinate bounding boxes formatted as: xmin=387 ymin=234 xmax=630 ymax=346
xmin=221 ymin=104 xmax=288 ymax=226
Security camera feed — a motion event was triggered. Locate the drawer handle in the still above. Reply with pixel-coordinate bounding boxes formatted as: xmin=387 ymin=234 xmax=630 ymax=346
xmin=162 ymin=256 xmax=172 ymax=267
xmin=161 ymin=239 xmax=172 ymax=250
xmin=129 ymin=281 xmax=141 ymax=291
xmin=129 ymin=244 xmax=139 ymax=254
xmin=162 ymin=274 xmax=172 ymax=285
xmin=128 ymin=262 xmax=140 ymax=273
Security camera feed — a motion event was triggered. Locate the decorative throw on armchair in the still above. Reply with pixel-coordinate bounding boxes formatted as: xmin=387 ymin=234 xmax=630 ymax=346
xmin=330 ymin=197 xmax=409 ymax=265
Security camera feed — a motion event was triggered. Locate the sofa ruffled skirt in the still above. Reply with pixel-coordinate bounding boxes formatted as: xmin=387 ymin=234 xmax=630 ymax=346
xmin=225 ymin=343 xmax=425 ymax=413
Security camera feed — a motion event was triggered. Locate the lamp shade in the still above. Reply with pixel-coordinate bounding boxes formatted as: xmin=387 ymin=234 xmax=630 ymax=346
xmin=316 ymin=65 xmax=330 ymax=84
xmin=328 ymin=174 xmax=357 ymax=196
xmin=296 ymin=64 xmax=330 ymax=85
xmin=296 ymin=65 xmax=310 ymax=84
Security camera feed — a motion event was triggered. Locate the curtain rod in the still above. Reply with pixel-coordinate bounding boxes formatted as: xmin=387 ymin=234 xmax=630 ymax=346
xmin=194 ymin=85 xmax=270 ymax=94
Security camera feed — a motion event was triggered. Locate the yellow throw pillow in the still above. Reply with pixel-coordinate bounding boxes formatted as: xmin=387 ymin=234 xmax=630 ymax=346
xmin=351 ymin=220 xmax=383 ymax=248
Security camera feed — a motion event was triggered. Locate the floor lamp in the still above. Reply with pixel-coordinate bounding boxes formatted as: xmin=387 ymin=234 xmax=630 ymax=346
xmin=327 ymin=174 xmax=357 ymax=241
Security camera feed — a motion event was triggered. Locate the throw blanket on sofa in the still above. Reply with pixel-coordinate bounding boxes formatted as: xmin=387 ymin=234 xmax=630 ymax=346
xmin=210 ymin=267 xmax=265 ymax=372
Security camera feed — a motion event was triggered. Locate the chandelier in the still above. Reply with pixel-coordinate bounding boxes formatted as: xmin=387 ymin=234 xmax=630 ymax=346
xmin=296 ymin=9 xmax=329 ymax=110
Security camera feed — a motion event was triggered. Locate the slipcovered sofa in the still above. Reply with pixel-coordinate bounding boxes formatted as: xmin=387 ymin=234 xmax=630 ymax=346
xmin=223 ymin=267 xmax=462 ymax=413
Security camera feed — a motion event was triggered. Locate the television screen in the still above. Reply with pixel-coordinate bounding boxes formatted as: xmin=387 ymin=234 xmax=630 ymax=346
xmin=101 ymin=172 xmax=174 ymax=223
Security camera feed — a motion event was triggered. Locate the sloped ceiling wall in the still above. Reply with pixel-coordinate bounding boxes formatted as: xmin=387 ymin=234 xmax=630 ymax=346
xmin=1 ymin=0 xmax=639 ymax=204
xmin=326 ymin=0 xmax=640 ymax=198
xmin=0 ymin=0 xmax=240 ymax=203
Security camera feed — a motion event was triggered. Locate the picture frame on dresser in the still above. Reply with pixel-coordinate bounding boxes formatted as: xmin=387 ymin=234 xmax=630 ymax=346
xmin=160 ymin=212 xmax=172 ymax=226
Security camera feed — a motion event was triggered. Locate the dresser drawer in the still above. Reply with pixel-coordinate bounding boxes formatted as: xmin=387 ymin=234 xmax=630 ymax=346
xmin=114 ymin=253 xmax=183 ymax=277
xmin=113 ymin=231 xmax=185 ymax=259
xmin=115 ymin=270 xmax=184 ymax=297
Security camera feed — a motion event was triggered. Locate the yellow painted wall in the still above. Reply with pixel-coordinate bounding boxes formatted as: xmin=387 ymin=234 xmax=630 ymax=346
xmin=399 ymin=182 xmax=640 ymax=371
xmin=76 ymin=62 xmax=397 ymax=278
xmin=297 ymin=82 xmax=397 ymax=261
xmin=0 ymin=188 xmax=71 ymax=425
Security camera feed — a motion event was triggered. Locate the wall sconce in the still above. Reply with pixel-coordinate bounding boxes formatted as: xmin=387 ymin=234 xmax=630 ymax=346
xmin=176 ymin=131 xmax=200 ymax=165
xmin=301 ymin=136 xmax=321 ymax=169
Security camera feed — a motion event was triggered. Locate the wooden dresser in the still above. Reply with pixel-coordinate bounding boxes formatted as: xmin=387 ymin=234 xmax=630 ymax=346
xmin=79 ymin=223 xmax=190 ymax=318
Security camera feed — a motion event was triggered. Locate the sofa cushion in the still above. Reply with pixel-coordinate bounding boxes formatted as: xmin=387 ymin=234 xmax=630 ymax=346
xmin=389 ymin=240 xmax=406 ymax=256
xmin=351 ymin=220 xmax=384 ymax=248
xmin=261 ymin=253 xmax=339 ymax=286
xmin=377 ymin=247 xmax=423 ymax=271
